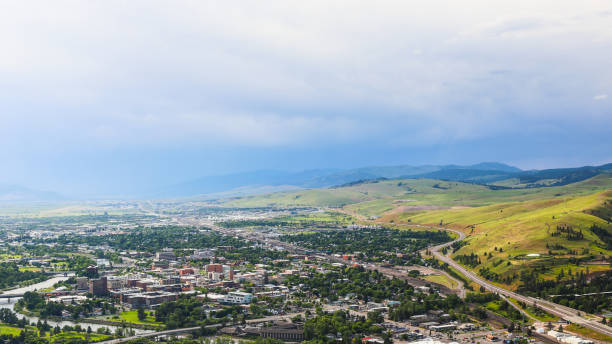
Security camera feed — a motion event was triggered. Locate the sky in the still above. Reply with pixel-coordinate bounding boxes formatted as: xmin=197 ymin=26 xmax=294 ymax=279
xmin=0 ymin=1 xmax=611 ymax=197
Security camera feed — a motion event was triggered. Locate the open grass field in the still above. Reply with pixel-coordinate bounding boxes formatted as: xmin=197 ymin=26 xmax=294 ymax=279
xmin=0 ymin=325 xmax=111 ymax=342
xmin=484 ymin=300 xmax=524 ymax=322
xmin=0 ymin=202 xmax=143 ymax=218
xmin=223 ymin=174 xmax=612 ymax=216
xmin=539 ymin=264 xmax=611 ymax=281
xmin=566 ymin=324 xmax=612 ymax=343
xmin=0 ymin=254 xmax=22 ymax=261
xmin=116 ymin=310 xmax=160 ymax=325
xmin=422 ymin=274 xmax=458 ymax=289
xmin=251 ymin=211 xmax=356 ymax=226
xmin=49 ymin=331 xmax=110 ymax=343
xmin=507 ymin=298 xmax=559 ymax=322
xmin=0 ymin=325 xmax=23 ymax=336
xmin=18 ymin=267 xmax=42 ymax=272
xmin=223 ymin=179 xmax=420 ymax=208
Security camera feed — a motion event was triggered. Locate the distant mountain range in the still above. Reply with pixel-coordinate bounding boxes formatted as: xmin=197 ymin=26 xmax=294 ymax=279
xmin=412 ymin=163 xmax=612 ymax=188
xmin=3 ymin=162 xmax=610 ymax=201
xmin=156 ymin=162 xmax=523 ymax=198
xmin=158 ymin=162 xmax=612 ymax=198
xmin=0 ymin=184 xmax=65 ymax=202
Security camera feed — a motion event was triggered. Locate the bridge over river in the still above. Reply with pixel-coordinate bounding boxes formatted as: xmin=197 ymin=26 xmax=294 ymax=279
xmin=97 ymin=313 xmax=303 ymax=344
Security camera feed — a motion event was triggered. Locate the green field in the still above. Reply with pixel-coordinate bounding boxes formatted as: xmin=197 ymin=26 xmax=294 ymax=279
xmin=422 ymin=274 xmax=458 ymax=289
xmin=221 ymin=211 xmax=357 ymax=228
xmin=0 ymin=325 xmax=23 ymax=336
xmin=19 ymin=267 xmax=42 ymax=272
xmin=223 ymin=179 xmax=419 ymax=209
xmin=223 ymin=174 xmax=612 ymax=217
xmin=566 ymin=324 xmax=612 ymax=343
xmin=115 ymin=310 xmax=161 ymax=325
xmin=0 ymin=202 xmax=142 ymax=218
xmin=507 ymin=298 xmax=558 ymax=322
xmin=49 ymin=331 xmax=110 ymax=343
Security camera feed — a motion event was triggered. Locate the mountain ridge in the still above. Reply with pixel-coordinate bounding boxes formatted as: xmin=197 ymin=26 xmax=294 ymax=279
xmin=155 ymin=162 xmax=522 ymax=198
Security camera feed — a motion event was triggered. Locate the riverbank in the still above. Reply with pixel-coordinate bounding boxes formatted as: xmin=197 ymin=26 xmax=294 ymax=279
xmin=82 ymin=318 xmax=164 ymax=330
xmin=0 ymin=277 xmax=153 ymax=336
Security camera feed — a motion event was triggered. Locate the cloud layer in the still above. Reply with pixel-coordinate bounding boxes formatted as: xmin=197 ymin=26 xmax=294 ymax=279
xmin=0 ymin=1 xmax=610 ymax=195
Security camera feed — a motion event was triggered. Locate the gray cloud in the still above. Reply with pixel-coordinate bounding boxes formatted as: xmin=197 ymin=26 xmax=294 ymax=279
xmin=0 ymin=1 xmax=611 ymax=193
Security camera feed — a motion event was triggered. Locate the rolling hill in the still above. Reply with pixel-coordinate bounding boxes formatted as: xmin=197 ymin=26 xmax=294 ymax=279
xmin=155 ymin=162 xmax=521 ymax=198
xmin=221 ymin=172 xmax=612 ymax=290
xmin=412 ymin=163 xmax=612 ymax=188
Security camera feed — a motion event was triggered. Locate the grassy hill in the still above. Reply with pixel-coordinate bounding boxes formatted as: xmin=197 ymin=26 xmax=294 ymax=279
xmin=388 ymin=189 xmax=612 ymax=287
xmin=222 ymin=174 xmax=612 ymax=289
xmin=223 ymin=174 xmax=612 ymax=214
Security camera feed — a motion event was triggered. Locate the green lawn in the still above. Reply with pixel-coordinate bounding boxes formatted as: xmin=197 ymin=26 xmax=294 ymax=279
xmin=484 ymin=300 xmax=525 ymax=322
xmin=0 ymin=326 xmax=111 ymax=342
xmin=0 ymin=325 xmax=23 ymax=336
xmin=49 ymin=331 xmax=110 ymax=343
xmin=116 ymin=310 xmax=160 ymax=325
xmin=18 ymin=267 xmax=42 ymax=272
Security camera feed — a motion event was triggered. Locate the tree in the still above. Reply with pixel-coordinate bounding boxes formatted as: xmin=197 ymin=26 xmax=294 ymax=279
xmin=382 ymin=331 xmax=393 ymax=344
xmin=137 ymin=307 xmax=146 ymax=321
xmin=367 ymin=311 xmax=384 ymax=324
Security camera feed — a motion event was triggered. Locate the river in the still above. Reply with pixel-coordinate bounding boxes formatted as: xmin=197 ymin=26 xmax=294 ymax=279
xmin=0 ymin=276 xmax=152 ymax=335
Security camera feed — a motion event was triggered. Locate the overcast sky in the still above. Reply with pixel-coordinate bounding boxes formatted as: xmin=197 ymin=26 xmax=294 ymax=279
xmin=0 ymin=1 xmax=611 ymax=196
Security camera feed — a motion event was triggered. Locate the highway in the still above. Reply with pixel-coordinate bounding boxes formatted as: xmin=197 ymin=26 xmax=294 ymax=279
xmin=428 ymin=227 xmax=612 ymax=337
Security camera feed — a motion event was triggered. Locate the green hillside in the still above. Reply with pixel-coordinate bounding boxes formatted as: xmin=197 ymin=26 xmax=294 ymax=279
xmin=222 ymin=174 xmax=612 ymax=289
xmin=223 ymin=174 xmax=612 ymax=215
xmin=380 ymin=181 xmax=612 ymax=288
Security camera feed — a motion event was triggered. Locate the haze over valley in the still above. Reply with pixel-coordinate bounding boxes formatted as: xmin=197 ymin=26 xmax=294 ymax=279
xmin=1 ymin=1 xmax=612 ymax=344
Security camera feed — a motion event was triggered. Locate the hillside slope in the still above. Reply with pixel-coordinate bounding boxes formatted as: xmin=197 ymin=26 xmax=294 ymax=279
xmin=223 ymin=174 xmax=612 ymax=214
xmin=222 ymin=174 xmax=612 ymax=289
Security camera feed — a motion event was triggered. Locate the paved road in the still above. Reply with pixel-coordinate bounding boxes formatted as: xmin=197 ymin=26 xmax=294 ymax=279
xmin=428 ymin=227 xmax=612 ymax=337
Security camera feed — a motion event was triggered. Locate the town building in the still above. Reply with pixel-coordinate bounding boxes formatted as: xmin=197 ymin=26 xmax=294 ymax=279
xmin=76 ymin=277 xmax=89 ymax=290
xmin=258 ymin=322 xmax=304 ymax=342
xmin=122 ymin=291 xmax=178 ymax=308
xmin=206 ymin=264 xmax=233 ymax=281
xmin=89 ymin=277 xmax=108 ymax=296
xmin=156 ymin=249 xmax=176 ymax=261
xmin=222 ymin=291 xmax=253 ymax=304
